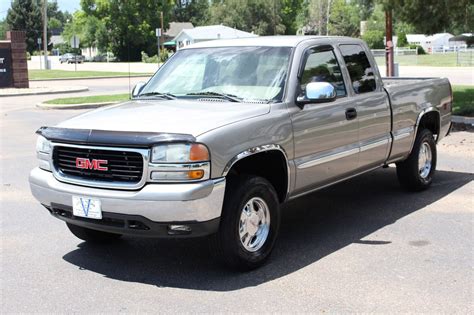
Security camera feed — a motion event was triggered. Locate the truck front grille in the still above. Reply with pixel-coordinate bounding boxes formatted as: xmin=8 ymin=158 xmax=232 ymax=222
xmin=53 ymin=146 xmax=144 ymax=184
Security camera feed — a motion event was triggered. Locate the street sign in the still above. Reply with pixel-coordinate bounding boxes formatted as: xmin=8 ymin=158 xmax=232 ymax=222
xmin=155 ymin=28 xmax=161 ymax=37
xmin=70 ymin=35 xmax=80 ymax=49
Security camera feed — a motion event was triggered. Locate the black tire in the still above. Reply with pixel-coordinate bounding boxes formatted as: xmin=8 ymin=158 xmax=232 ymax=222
xmin=396 ymin=129 xmax=437 ymax=191
xmin=66 ymin=223 xmax=122 ymax=243
xmin=210 ymin=175 xmax=281 ymax=271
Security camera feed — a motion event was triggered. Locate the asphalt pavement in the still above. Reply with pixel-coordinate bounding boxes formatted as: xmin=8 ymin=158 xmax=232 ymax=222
xmin=1 ymin=82 xmax=473 ymax=313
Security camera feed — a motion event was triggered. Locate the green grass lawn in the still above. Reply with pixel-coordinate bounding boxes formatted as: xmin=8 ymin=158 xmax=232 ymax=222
xmin=452 ymin=85 xmax=474 ymax=117
xmin=29 ymin=69 xmax=152 ymax=80
xmin=44 ymin=86 xmax=473 ymax=116
xmin=374 ymin=53 xmax=472 ymax=67
xmin=44 ymin=93 xmax=130 ymax=105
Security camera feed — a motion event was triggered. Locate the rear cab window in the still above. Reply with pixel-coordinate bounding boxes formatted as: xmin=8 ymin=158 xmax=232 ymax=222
xmin=339 ymin=44 xmax=376 ymax=94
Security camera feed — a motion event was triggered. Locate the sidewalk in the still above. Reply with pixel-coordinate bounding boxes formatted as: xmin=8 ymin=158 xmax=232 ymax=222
xmin=0 ymin=86 xmax=88 ymax=97
xmin=28 ymin=60 xmax=160 ymax=73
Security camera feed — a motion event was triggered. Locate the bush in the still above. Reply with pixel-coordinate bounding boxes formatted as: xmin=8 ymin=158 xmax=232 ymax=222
xmin=409 ymin=44 xmax=426 ymax=55
xmin=141 ymin=49 xmax=171 ymax=63
xmin=362 ymin=30 xmax=385 ymax=49
xmin=26 ymin=52 xmax=31 ymax=60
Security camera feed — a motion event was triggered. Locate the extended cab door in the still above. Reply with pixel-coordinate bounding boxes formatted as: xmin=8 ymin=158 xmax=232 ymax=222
xmin=338 ymin=44 xmax=391 ymax=170
xmin=290 ymin=45 xmax=360 ymax=194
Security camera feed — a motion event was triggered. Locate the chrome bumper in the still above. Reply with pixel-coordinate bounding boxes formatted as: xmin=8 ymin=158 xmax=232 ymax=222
xmin=29 ymin=167 xmax=226 ymax=222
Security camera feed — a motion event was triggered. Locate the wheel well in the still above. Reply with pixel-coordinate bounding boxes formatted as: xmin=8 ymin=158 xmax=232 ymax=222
xmin=418 ymin=111 xmax=440 ymax=138
xmin=226 ymin=151 xmax=288 ymax=203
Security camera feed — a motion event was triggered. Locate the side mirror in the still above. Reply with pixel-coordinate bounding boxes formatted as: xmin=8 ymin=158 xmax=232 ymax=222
xmin=131 ymin=81 xmax=147 ymax=98
xmin=296 ymin=82 xmax=337 ymax=106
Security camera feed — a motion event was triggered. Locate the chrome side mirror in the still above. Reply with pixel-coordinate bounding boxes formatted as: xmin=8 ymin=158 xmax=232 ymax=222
xmin=297 ymin=82 xmax=337 ymax=105
xmin=131 ymin=81 xmax=147 ymax=98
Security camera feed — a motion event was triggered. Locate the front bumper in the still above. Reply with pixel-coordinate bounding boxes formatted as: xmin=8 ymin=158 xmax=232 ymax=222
xmin=29 ymin=168 xmax=226 ymax=237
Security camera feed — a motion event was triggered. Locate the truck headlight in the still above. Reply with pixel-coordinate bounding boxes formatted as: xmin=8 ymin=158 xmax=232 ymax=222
xmin=36 ymin=136 xmax=52 ymax=171
xmin=151 ymin=143 xmax=209 ymax=163
xmin=36 ymin=136 xmax=52 ymax=154
xmin=150 ymin=143 xmax=210 ymax=181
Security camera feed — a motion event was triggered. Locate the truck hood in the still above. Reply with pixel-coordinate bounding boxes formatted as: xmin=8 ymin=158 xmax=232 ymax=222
xmin=56 ymin=99 xmax=270 ymax=137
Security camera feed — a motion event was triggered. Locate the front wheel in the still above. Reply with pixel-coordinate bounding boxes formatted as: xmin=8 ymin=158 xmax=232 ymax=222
xmin=66 ymin=223 xmax=122 ymax=243
xmin=396 ymin=129 xmax=437 ymax=191
xmin=210 ymin=175 xmax=280 ymax=270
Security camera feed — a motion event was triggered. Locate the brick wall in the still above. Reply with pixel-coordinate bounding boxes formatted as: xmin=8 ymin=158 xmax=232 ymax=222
xmin=6 ymin=31 xmax=29 ymax=88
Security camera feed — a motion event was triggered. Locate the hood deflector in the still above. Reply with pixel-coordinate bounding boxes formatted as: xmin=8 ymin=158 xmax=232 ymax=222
xmin=36 ymin=127 xmax=196 ymax=148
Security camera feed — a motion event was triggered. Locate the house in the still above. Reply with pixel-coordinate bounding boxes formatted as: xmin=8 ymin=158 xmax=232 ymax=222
xmin=406 ymin=33 xmax=454 ymax=53
xmin=449 ymin=34 xmax=472 ymax=48
xmin=173 ymin=25 xmax=258 ymax=50
xmin=163 ymin=22 xmax=194 ymax=50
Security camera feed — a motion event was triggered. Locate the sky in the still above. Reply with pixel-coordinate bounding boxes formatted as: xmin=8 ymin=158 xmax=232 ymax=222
xmin=0 ymin=0 xmax=81 ymax=20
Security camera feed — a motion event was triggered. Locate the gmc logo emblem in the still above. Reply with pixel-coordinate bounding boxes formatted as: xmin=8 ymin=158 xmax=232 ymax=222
xmin=76 ymin=158 xmax=108 ymax=171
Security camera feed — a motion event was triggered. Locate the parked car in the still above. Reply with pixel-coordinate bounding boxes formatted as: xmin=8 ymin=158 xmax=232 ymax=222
xmin=30 ymin=36 xmax=452 ymax=270
xmin=59 ymin=53 xmax=85 ymax=64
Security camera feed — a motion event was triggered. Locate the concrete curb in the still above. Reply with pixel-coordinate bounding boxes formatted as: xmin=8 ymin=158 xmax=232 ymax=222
xmin=451 ymin=116 xmax=473 ymax=131
xmin=37 ymin=101 xmax=119 ymax=110
xmin=452 ymin=115 xmax=474 ymax=125
xmin=30 ymin=74 xmax=153 ymax=82
xmin=0 ymin=87 xmax=89 ymax=97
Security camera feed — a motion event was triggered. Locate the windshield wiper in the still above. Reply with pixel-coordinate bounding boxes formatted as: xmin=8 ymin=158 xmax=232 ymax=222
xmin=186 ymin=91 xmax=242 ymax=102
xmin=138 ymin=92 xmax=177 ymax=100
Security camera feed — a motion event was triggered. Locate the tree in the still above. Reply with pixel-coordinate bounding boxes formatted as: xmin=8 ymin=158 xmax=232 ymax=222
xmin=208 ymin=0 xmax=286 ymax=35
xmin=6 ymin=0 xmax=43 ymax=53
xmin=79 ymin=0 xmax=174 ymax=61
xmin=397 ymin=31 xmax=408 ymax=47
xmin=173 ymin=0 xmax=209 ymax=26
xmin=62 ymin=11 xmax=108 ymax=54
xmin=362 ymin=29 xmax=384 ymax=48
xmin=281 ymin=0 xmax=304 ymax=34
xmin=328 ymin=0 xmax=360 ymax=37
xmin=0 ymin=19 xmax=7 ymax=40
xmin=379 ymin=0 xmax=473 ymax=35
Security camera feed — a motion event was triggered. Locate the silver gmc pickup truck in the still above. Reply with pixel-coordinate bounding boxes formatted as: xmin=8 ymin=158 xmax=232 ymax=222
xmin=30 ymin=36 xmax=452 ymax=270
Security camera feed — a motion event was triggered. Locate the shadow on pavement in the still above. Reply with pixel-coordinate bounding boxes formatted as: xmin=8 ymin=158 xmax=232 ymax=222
xmin=62 ymin=168 xmax=473 ymax=291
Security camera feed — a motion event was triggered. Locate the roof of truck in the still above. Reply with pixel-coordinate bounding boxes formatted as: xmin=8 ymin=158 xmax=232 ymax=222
xmin=184 ymin=35 xmax=359 ymax=49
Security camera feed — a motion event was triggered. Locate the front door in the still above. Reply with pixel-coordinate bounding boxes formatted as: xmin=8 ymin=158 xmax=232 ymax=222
xmin=290 ymin=45 xmax=359 ymax=195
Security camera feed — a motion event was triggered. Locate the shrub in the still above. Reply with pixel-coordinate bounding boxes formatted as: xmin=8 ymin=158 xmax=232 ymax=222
xmin=141 ymin=49 xmax=171 ymax=63
xmin=362 ymin=30 xmax=385 ymax=49
xmin=409 ymin=44 xmax=426 ymax=55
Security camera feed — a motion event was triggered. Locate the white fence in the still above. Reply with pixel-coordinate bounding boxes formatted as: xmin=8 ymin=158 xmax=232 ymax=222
xmin=370 ymin=48 xmax=418 ymax=57
xmin=431 ymin=45 xmax=468 ymax=54
xmin=456 ymin=49 xmax=473 ymax=66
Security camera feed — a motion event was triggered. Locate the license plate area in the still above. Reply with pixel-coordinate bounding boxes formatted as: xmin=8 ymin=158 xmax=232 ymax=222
xmin=72 ymin=196 xmax=102 ymax=220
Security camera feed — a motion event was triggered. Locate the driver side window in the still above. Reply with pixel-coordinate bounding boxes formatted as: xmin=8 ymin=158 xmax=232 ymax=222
xmin=300 ymin=48 xmax=347 ymax=97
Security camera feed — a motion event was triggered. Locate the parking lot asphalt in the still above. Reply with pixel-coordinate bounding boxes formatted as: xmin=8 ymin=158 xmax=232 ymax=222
xmin=1 ymin=89 xmax=473 ymax=313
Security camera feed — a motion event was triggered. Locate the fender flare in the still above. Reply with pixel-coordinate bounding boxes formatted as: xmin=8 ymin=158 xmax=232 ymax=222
xmin=222 ymin=144 xmax=291 ymax=201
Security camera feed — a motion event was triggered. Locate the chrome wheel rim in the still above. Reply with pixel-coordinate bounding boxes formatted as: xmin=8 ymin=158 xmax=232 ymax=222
xmin=418 ymin=142 xmax=432 ymax=179
xmin=239 ymin=197 xmax=270 ymax=252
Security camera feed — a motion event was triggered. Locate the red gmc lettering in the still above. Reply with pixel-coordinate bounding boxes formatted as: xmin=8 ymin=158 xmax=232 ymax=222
xmin=75 ymin=158 xmax=108 ymax=171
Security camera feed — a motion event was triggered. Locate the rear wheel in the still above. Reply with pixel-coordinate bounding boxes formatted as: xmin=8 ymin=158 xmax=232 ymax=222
xmin=66 ymin=223 xmax=122 ymax=243
xmin=396 ymin=129 xmax=437 ymax=191
xmin=210 ymin=175 xmax=280 ymax=270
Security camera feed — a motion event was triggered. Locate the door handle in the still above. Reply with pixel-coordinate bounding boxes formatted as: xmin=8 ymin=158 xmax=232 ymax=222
xmin=345 ymin=108 xmax=357 ymax=120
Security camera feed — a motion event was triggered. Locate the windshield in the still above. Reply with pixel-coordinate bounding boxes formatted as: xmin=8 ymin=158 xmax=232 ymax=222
xmin=140 ymin=46 xmax=292 ymax=102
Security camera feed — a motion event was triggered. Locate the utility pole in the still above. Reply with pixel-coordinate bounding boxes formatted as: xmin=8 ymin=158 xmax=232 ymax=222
xmin=385 ymin=10 xmax=394 ymax=77
xmin=42 ymin=0 xmax=48 ymax=69
xmin=160 ymin=11 xmax=164 ymax=51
